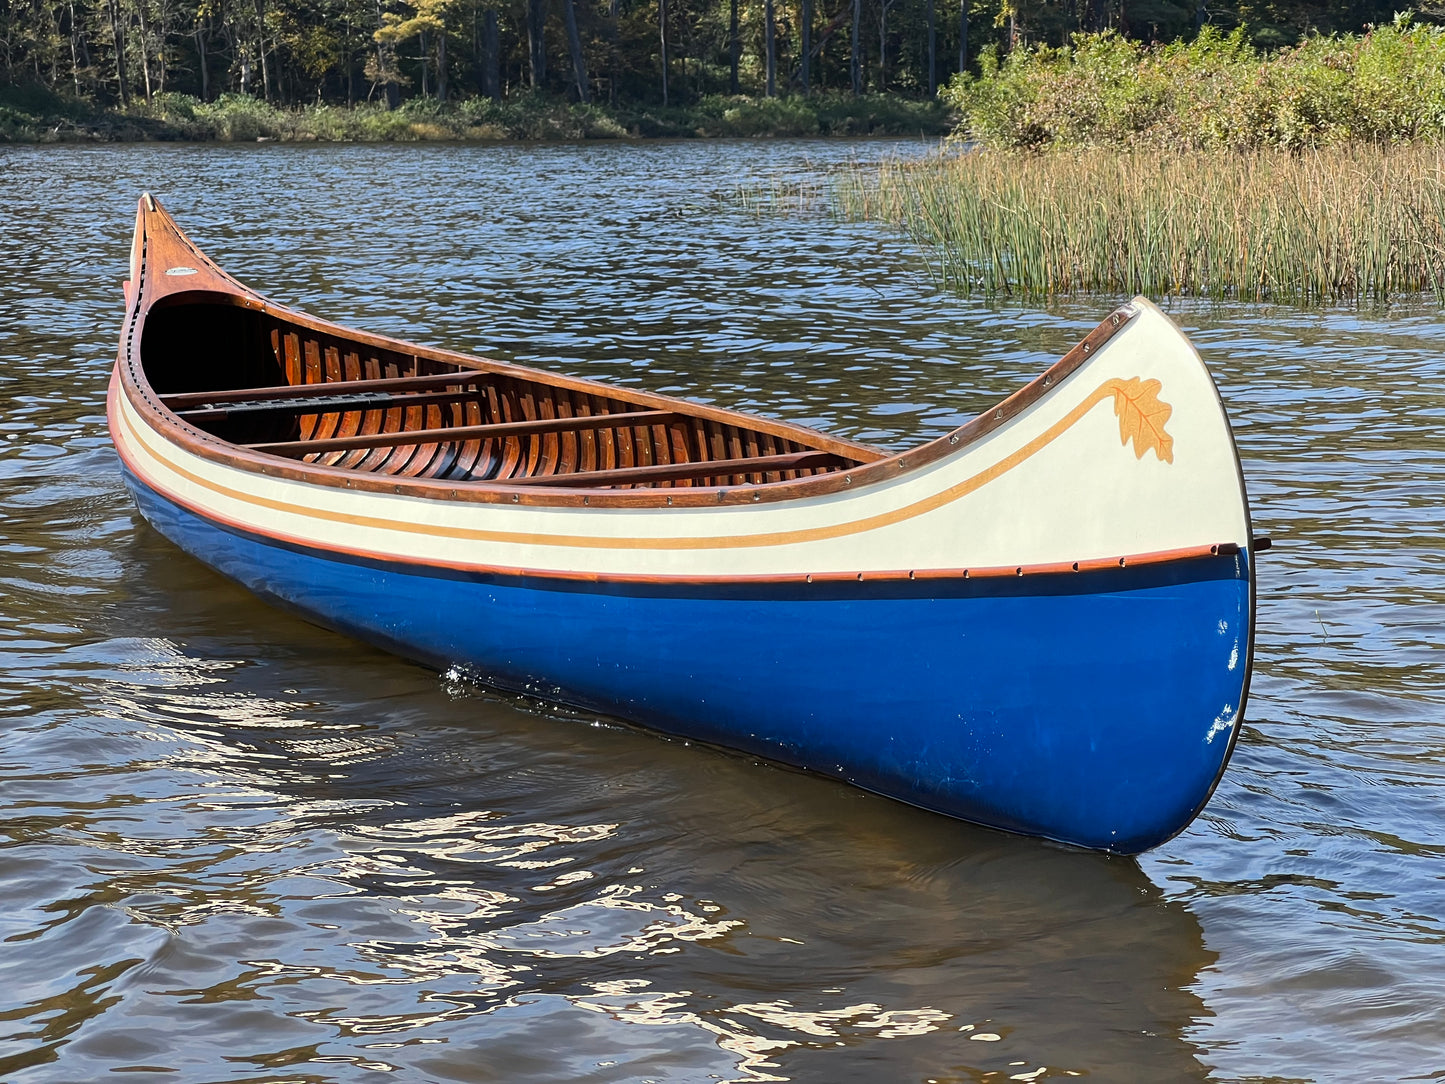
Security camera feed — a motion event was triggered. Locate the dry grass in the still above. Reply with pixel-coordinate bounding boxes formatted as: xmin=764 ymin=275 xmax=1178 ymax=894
xmin=836 ymin=145 xmax=1445 ymax=304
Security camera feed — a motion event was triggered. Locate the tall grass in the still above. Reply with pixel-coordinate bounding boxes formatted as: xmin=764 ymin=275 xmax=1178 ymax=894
xmin=835 ymin=145 xmax=1445 ymax=304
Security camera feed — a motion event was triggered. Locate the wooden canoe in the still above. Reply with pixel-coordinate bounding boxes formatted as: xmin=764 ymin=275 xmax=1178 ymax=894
xmin=109 ymin=194 xmax=1259 ymax=854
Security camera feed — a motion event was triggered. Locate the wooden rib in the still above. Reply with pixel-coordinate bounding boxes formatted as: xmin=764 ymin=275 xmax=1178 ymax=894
xmin=756 ymin=431 xmax=776 ymax=483
xmin=284 ymin=335 xmax=312 ymax=439
xmin=305 ymin=340 xmax=344 ymax=448
xmin=326 ymin=350 xmax=366 ymax=467
xmin=424 ymin=398 xmax=464 ymax=477
xmin=159 ymin=368 xmax=495 ymax=410
xmin=614 ymin=401 xmax=636 ymax=482
xmin=359 ymin=360 xmax=405 ymax=473
xmin=596 ymin=396 xmax=617 ymax=472
xmin=517 ymin=384 xmax=541 ymax=478
xmin=576 ymin=396 xmax=597 ymax=474
xmin=537 ymin=392 xmax=560 ymax=477
xmin=339 ymin=355 xmax=385 ymax=470
xmin=310 ymin=344 xmax=347 ymax=463
xmin=304 ymin=336 xmax=322 ymax=387
xmin=395 ymin=400 xmax=440 ymax=479
xmin=473 ymin=383 xmax=504 ymax=480
xmin=666 ymin=421 xmax=691 ymax=486
xmin=742 ymin=426 xmax=762 ymax=485
xmin=508 ymin=450 xmax=848 ymax=488
xmin=555 ymin=390 xmax=579 ymax=475
xmin=391 ymin=383 xmax=432 ymax=477
xmin=650 ymin=416 xmax=673 ymax=474
xmin=495 ymin=381 xmax=524 ymax=481
xmin=690 ymin=417 xmax=709 ymax=476
xmin=275 ymin=328 xmax=294 ymax=385
xmin=447 ymin=397 xmax=484 ymax=479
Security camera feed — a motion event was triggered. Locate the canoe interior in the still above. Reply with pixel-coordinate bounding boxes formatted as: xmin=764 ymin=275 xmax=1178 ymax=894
xmin=142 ymin=294 xmax=870 ymax=489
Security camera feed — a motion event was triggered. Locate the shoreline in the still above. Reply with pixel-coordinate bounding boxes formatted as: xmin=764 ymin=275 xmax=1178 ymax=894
xmin=0 ymin=88 xmax=954 ymax=145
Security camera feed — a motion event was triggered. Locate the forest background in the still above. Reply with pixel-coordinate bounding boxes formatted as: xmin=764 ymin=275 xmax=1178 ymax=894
xmin=0 ymin=0 xmax=1427 ymax=139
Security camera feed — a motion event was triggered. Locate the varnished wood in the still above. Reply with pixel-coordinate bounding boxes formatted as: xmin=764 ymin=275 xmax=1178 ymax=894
xmin=507 ymin=450 xmax=847 ymax=488
xmin=159 ymin=368 xmax=495 ymax=410
xmin=244 ymin=409 xmax=684 ymax=457
xmin=120 ymin=195 xmax=1137 ymax=509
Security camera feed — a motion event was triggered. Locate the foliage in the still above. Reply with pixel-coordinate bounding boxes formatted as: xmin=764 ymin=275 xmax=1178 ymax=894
xmin=0 ymin=0 xmax=989 ymax=112
xmin=0 ymin=85 xmax=950 ymax=140
xmin=943 ymin=20 xmax=1445 ymax=150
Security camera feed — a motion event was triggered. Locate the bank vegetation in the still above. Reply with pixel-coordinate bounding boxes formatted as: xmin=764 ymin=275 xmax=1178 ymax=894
xmin=837 ymin=20 xmax=1445 ymax=304
xmin=0 ymin=83 xmax=949 ymax=140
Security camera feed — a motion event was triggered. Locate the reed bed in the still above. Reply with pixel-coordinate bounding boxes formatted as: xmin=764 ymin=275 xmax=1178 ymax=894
xmin=834 ymin=145 xmax=1445 ymax=304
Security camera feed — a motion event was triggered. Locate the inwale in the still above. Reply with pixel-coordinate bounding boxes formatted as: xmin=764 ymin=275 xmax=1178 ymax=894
xmin=109 ymin=194 xmax=1258 ymax=854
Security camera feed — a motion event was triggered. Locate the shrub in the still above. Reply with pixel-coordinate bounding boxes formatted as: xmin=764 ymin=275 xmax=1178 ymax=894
xmin=943 ymin=20 xmax=1445 ymax=151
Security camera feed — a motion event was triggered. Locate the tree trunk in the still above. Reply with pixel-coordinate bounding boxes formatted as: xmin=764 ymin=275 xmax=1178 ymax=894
xmin=68 ymin=0 xmax=82 ymax=95
xmin=729 ymin=0 xmax=738 ymax=93
xmin=527 ymin=0 xmax=546 ymax=88
xmin=419 ymin=28 xmax=429 ymax=96
xmin=437 ymin=29 xmax=447 ymax=101
xmin=109 ymin=0 xmax=128 ymax=105
xmin=658 ymin=0 xmax=668 ymax=105
xmin=850 ymin=0 xmax=860 ymax=94
xmin=562 ymin=0 xmax=588 ymax=101
xmin=346 ymin=11 xmax=354 ymax=104
xmin=482 ymin=8 xmax=499 ymax=99
xmin=195 ymin=23 xmax=208 ymax=98
xmin=877 ymin=0 xmax=886 ymax=91
xmin=609 ymin=0 xmax=619 ymax=102
xmin=926 ymin=0 xmax=934 ymax=94
xmin=257 ymin=0 xmax=271 ymax=100
xmin=135 ymin=0 xmax=154 ymax=101
xmin=764 ymin=0 xmax=775 ymax=96
xmin=157 ymin=0 xmax=169 ymax=93
xmin=801 ymin=0 xmax=810 ymax=93
xmin=958 ymin=0 xmax=967 ymax=73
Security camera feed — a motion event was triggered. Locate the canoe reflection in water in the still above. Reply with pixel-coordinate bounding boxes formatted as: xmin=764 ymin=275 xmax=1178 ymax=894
xmin=99 ymin=615 xmax=1219 ymax=1080
xmin=110 ymin=193 xmax=1259 ymax=853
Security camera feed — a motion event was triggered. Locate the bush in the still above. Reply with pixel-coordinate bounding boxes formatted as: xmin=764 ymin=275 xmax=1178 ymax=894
xmin=943 ymin=19 xmax=1445 ymax=151
xmin=0 ymin=88 xmax=951 ymax=144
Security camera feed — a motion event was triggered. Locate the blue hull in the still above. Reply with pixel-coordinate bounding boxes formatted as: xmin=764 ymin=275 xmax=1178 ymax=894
xmin=123 ymin=467 xmax=1250 ymax=853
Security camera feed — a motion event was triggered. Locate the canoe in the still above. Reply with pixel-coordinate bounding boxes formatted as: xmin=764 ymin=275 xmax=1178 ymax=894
xmin=109 ymin=193 xmax=1259 ymax=854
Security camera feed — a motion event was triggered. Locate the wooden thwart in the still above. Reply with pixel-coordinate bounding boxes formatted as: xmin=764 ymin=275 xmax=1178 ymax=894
xmin=244 ymin=409 xmax=680 ymax=456
xmin=175 ymin=387 xmax=490 ymax=419
xmin=507 ymin=450 xmax=849 ymax=488
xmin=159 ymin=368 xmax=493 ymax=410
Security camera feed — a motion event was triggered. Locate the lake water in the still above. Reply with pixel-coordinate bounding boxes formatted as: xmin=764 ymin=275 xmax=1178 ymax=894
xmin=1 ymin=137 xmax=1442 ymax=1083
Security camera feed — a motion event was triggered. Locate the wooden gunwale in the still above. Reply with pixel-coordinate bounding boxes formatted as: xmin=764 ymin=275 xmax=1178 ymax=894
xmin=119 ymin=196 xmax=1140 ymax=510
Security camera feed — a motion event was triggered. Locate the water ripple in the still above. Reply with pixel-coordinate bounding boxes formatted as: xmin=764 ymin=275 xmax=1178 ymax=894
xmin=0 ymin=140 xmax=1441 ymax=1082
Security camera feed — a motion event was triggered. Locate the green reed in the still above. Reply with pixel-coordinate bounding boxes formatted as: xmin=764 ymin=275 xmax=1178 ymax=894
xmin=834 ymin=145 xmax=1445 ymax=305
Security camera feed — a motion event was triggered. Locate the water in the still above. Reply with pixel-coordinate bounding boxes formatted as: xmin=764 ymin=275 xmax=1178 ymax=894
xmin=1 ymin=138 xmax=1442 ymax=1083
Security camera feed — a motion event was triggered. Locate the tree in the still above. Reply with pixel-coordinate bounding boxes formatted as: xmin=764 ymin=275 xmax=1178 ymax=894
xmin=764 ymin=0 xmax=774 ymax=94
xmin=561 ymin=0 xmax=587 ymax=98
xmin=375 ymin=0 xmax=458 ymax=99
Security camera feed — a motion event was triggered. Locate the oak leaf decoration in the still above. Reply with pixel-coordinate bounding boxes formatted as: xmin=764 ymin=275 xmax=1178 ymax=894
xmin=1110 ymin=377 xmax=1174 ymax=463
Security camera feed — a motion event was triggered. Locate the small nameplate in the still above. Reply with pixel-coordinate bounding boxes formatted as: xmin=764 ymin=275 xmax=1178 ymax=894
xmin=165 ymin=267 xmax=199 ymax=276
